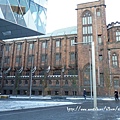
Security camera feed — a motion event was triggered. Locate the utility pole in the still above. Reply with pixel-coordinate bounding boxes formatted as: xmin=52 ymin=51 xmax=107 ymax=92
xmin=73 ymin=41 xmax=97 ymax=109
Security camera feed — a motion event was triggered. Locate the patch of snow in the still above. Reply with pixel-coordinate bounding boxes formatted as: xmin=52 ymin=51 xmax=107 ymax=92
xmin=0 ymin=100 xmax=77 ymax=112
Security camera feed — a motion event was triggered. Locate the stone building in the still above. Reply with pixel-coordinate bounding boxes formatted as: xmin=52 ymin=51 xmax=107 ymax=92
xmin=0 ymin=0 xmax=120 ymax=96
xmin=107 ymin=21 xmax=120 ymax=95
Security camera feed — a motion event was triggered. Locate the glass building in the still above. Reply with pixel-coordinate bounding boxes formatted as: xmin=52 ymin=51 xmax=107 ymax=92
xmin=0 ymin=0 xmax=48 ymax=40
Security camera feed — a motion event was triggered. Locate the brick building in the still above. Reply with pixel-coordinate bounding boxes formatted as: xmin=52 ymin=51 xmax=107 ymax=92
xmin=0 ymin=0 xmax=120 ymax=96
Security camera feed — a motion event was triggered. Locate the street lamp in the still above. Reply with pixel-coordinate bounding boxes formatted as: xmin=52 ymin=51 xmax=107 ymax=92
xmin=29 ymin=56 xmax=36 ymax=99
xmin=73 ymin=41 xmax=97 ymax=109
xmin=29 ymin=57 xmax=33 ymax=99
xmin=89 ymin=48 xmax=92 ymax=99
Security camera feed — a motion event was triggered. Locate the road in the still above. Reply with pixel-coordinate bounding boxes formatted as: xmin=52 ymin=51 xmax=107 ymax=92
xmin=0 ymin=100 xmax=120 ymax=120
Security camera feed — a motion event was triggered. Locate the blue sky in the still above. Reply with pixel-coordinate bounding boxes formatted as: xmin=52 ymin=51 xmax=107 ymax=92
xmin=46 ymin=0 xmax=120 ymax=33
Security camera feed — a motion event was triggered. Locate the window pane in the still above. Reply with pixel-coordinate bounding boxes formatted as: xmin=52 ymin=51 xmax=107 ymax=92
xmin=112 ymin=54 xmax=118 ymax=67
xmin=16 ymin=56 xmax=21 ymax=63
xmin=71 ymin=39 xmax=75 ymax=46
xmin=42 ymin=42 xmax=47 ymax=48
xmin=56 ymin=41 xmax=60 ymax=47
xmin=83 ymin=27 xmax=85 ymax=34
xmin=82 ymin=11 xmax=92 ymax=44
xmin=17 ymin=44 xmax=22 ymax=50
xmin=29 ymin=43 xmax=34 ymax=49
xmin=99 ymin=55 xmax=103 ymax=61
xmin=83 ymin=36 xmax=85 ymax=43
xmin=98 ymin=36 xmax=102 ymax=44
xmin=56 ymin=54 xmax=61 ymax=61
xmin=6 ymin=45 xmax=11 ymax=51
xmin=83 ymin=65 xmax=91 ymax=86
xmin=97 ymin=11 xmax=100 ymax=16
xmin=114 ymin=80 xmax=119 ymax=87
xmin=70 ymin=53 xmax=75 ymax=61
xmin=28 ymin=55 xmax=34 ymax=63
xmin=88 ymin=16 xmax=92 ymax=24
xmin=41 ymin=54 xmax=47 ymax=62
xmin=82 ymin=17 xmax=85 ymax=25
xmin=88 ymin=26 xmax=92 ymax=34
xmin=116 ymin=32 xmax=119 ymax=36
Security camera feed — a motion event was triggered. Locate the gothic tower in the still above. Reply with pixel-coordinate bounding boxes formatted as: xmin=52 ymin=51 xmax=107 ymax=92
xmin=76 ymin=0 xmax=108 ymax=95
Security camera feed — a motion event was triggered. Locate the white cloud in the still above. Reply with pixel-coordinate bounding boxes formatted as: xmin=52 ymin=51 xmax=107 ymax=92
xmin=46 ymin=0 xmax=120 ymax=33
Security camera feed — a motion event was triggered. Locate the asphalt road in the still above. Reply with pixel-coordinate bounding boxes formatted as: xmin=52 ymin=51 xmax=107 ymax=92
xmin=0 ymin=100 xmax=120 ymax=120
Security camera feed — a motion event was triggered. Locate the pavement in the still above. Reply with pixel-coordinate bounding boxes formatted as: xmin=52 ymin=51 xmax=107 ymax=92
xmin=0 ymin=96 xmax=120 ymax=120
xmin=0 ymin=95 xmax=118 ymax=112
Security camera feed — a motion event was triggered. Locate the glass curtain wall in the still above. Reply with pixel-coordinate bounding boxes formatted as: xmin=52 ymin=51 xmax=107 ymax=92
xmin=0 ymin=0 xmax=47 ymax=34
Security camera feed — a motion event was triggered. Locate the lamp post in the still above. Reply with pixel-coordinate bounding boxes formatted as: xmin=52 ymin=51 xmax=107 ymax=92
xmin=29 ymin=56 xmax=34 ymax=99
xmin=89 ymin=48 xmax=92 ymax=99
xmin=73 ymin=41 xmax=97 ymax=109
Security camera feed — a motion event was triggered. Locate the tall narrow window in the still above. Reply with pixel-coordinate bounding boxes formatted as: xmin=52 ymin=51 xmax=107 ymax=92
xmin=17 ymin=43 xmax=22 ymax=51
xmin=70 ymin=39 xmax=75 ymax=46
xmin=5 ymin=57 xmax=10 ymax=64
xmin=99 ymin=55 xmax=103 ymax=61
xmin=42 ymin=41 xmax=47 ymax=48
xmin=113 ymin=78 xmax=119 ymax=87
xmin=16 ymin=56 xmax=21 ymax=64
xmin=55 ymin=53 xmax=61 ymax=61
xmin=70 ymin=52 xmax=75 ymax=61
xmin=83 ymin=65 xmax=91 ymax=86
xmin=41 ymin=54 xmax=47 ymax=62
xmin=5 ymin=44 xmax=11 ymax=51
xmin=28 ymin=55 xmax=34 ymax=63
xmin=116 ymin=30 xmax=120 ymax=41
xmin=29 ymin=43 xmax=34 ymax=50
xmin=112 ymin=53 xmax=118 ymax=67
xmin=96 ymin=8 xmax=101 ymax=17
xmin=98 ymin=35 xmax=102 ymax=45
xmin=56 ymin=40 xmax=61 ymax=47
xmin=82 ymin=11 xmax=93 ymax=43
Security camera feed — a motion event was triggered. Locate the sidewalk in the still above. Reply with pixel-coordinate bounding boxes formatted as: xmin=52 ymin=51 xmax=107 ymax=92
xmin=9 ymin=95 xmax=115 ymax=100
xmin=0 ymin=95 xmax=117 ymax=112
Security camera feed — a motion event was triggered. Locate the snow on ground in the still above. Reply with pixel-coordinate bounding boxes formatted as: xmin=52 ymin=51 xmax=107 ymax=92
xmin=66 ymin=96 xmax=115 ymax=101
xmin=0 ymin=95 xmax=115 ymax=112
xmin=102 ymin=98 xmax=115 ymax=101
xmin=9 ymin=95 xmax=115 ymax=101
xmin=0 ymin=100 xmax=78 ymax=112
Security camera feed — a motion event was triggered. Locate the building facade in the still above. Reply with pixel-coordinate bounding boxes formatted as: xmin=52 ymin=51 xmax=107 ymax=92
xmin=0 ymin=0 xmax=48 ymax=40
xmin=76 ymin=0 xmax=108 ymax=96
xmin=0 ymin=0 xmax=120 ymax=96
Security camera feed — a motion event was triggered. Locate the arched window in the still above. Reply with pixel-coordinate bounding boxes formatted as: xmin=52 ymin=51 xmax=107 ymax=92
xmin=116 ymin=30 xmax=120 ymax=41
xmin=96 ymin=8 xmax=101 ymax=17
xmin=112 ymin=53 xmax=118 ymax=67
xmin=82 ymin=11 xmax=93 ymax=43
xmin=83 ymin=64 xmax=92 ymax=86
